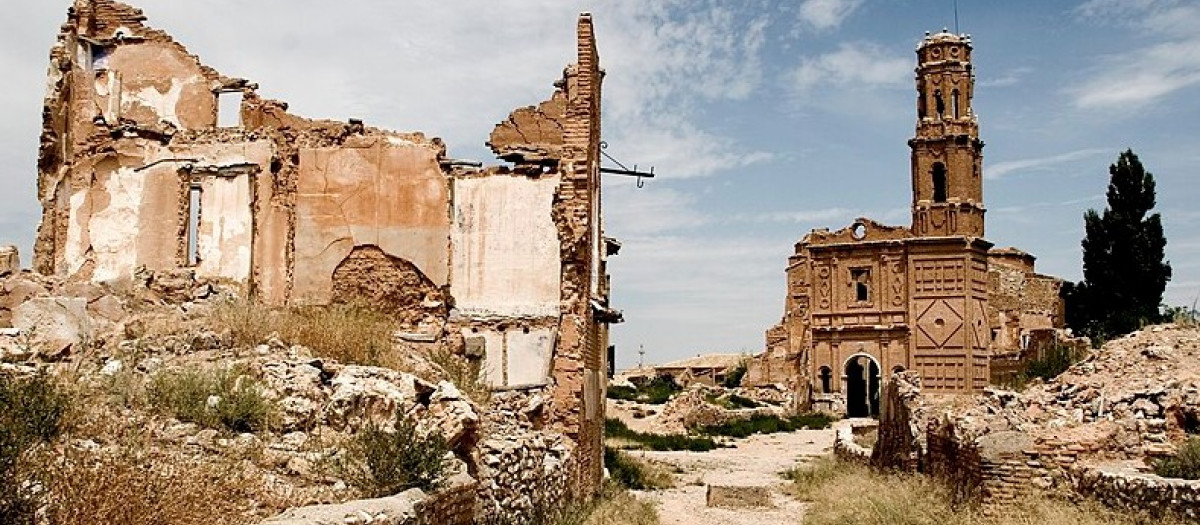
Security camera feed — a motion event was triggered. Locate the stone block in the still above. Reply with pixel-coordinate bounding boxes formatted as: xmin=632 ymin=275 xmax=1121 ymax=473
xmin=11 ymin=297 xmax=92 ymax=358
xmin=0 ymin=245 xmax=17 ymax=277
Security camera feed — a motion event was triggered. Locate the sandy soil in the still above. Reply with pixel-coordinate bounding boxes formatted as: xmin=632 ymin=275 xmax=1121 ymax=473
xmin=631 ymin=429 xmax=835 ymax=525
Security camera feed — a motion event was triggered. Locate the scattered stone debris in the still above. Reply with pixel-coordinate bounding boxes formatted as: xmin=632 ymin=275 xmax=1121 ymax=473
xmin=871 ymin=324 xmax=1200 ymax=519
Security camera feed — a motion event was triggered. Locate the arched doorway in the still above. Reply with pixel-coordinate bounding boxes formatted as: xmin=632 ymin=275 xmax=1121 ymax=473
xmin=844 ymin=354 xmax=881 ymax=418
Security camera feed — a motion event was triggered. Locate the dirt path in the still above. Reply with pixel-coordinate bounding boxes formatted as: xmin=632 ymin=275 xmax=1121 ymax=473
xmin=631 ymin=429 xmax=834 ymax=525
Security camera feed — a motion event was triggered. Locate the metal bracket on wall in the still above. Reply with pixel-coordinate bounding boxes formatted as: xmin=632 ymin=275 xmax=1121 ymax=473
xmin=598 ymin=141 xmax=656 ymax=188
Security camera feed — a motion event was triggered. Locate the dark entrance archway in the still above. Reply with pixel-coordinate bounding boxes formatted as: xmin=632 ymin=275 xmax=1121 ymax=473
xmin=844 ymin=355 xmax=880 ymax=418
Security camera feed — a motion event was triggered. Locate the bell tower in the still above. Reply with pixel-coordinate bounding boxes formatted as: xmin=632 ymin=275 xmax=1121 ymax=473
xmin=910 ymin=30 xmax=985 ymax=237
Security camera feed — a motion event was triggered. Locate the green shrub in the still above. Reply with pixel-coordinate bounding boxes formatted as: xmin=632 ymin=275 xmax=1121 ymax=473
xmin=0 ymin=375 xmax=70 ymax=525
xmin=341 ymin=415 xmax=450 ymax=497
xmin=606 ymin=385 xmax=639 ymax=402
xmin=722 ymin=360 xmax=748 ymax=388
xmin=1156 ymin=437 xmax=1200 ymax=480
xmin=604 ymin=448 xmax=673 ymax=490
xmin=604 ymin=418 xmax=717 ymax=452
xmin=696 ymin=413 xmax=833 ymax=438
xmin=705 ymin=393 xmax=761 ymax=410
xmin=149 ymin=366 xmax=273 ymax=433
xmin=605 ymin=376 xmax=681 ymax=405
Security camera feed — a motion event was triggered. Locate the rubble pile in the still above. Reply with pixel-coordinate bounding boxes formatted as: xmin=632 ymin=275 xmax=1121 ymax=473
xmin=657 ymin=386 xmax=784 ymax=433
xmin=947 ymin=324 xmax=1200 ymax=459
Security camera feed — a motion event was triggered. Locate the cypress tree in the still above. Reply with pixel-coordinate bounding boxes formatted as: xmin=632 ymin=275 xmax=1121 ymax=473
xmin=1066 ymin=149 xmax=1171 ymax=341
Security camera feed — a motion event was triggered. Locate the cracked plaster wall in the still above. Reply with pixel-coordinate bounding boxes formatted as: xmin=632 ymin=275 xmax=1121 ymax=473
xmin=451 ymin=173 xmax=561 ymax=318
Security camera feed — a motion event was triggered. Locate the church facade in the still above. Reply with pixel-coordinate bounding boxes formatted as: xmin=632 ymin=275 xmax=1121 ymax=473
xmin=752 ymin=31 xmax=1068 ymax=417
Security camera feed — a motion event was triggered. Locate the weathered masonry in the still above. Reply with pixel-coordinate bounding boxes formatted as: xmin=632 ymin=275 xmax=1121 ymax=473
xmin=34 ymin=0 xmax=617 ymax=493
xmin=749 ymin=31 xmax=1069 ymax=416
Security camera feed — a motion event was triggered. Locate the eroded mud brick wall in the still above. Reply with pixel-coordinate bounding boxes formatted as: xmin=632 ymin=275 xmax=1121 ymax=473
xmin=35 ymin=0 xmax=611 ymax=497
xmin=35 ymin=0 xmax=453 ymax=320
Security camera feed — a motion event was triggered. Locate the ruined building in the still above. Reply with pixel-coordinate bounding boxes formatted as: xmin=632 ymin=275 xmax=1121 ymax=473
xmin=748 ymin=31 xmax=1067 ymax=416
xmin=33 ymin=0 xmax=616 ymax=493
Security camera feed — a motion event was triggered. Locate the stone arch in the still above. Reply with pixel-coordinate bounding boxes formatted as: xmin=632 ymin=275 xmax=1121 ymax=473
xmin=843 ymin=353 xmax=881 ymax=418
xmin=331 ymin=245 xmax=448 ymax=329
xmin=932 ymin=162 xmax=948 ymax=203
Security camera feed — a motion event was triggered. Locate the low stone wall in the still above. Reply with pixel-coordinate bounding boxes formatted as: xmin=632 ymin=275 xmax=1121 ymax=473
xmin=259 ymin=475 xmax=477 ymax=525
xmin=833 ymin=421 xmax=872 ymax=465
xmin=1068 ymin=464 xmax=1200 ymax=520
xmin=475 ymin=389 xmax=578 ymax=524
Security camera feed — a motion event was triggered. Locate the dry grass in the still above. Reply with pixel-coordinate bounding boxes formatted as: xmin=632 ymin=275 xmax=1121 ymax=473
xmin=571 ymin=487 xmax=659 ymax=525
xmin=214 ymin=298 xmax=396 ymax=367
xmin=426 ymin=348 xmax=491 ymax=403
xmin=789 ymin=457 xmax=1183 ymax=525
xmin=41 ymin=450 xmax=269 ymax=525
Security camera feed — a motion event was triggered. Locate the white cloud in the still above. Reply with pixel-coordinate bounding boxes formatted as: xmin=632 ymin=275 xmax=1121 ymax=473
xmin=1071 ymin=0 xmax=1200 ymax=109
xmin=789 ymin=42 xmax=911 ymax=93
xmin=797 ymin=0 xmax=864 ymax=31
xmin=986 ymin=148 xmax=1109 ymax=179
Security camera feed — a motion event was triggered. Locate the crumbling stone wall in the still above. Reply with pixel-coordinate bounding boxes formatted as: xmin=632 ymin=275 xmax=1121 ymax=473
xmin=871 ymin=325 xmax=1200 ymax=518
xmin=476 ymin=390 xmax=578 ymax=523
xmin=258 ymin=476 xmax=478 ymax=525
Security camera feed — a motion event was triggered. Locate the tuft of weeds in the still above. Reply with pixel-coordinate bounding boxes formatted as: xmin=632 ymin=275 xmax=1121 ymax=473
xmin=339 ymin=414 xmax=450 ymax=497
xmin=604 ymin=418 xmax=717 ymax=452
xmin=782 ymin=456 xmax=843 ymax=501
xmin=148 ymin=366 xmax=274 ymax=433
xmin=1156 ymin=436 xmax=1200 ymax=480
xmin=0 ymin=374 xmax=71 ymax=525
xmin=604 ymin=447 xmax=675 ymax=490
xmin=428 ymin=348 xmax=491 ymax=404
xmin=215 ymin=298 xmax=395 ymax=367
xmin=695 ymin=413 xmax=833 ymax=438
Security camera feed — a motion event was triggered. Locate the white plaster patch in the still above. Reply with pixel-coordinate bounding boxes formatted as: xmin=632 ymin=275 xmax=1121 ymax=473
xmin=451 ymin=175 xmax=561 ymax=318
xmin=129 ymin=76 xmax=192 ymax=127
xmin=88 ymin=166 xmax=146 ymax=282
xmin=64 ymin=188 xmax=90 ymax=277
xmin=197 ymin=174 xmax=253 ymax=281
xmin=466 ymin=326 xmax=556 ymax=389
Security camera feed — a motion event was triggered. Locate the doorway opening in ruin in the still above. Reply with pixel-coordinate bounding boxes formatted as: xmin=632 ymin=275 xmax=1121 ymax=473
xmin=819 ymin=366 xmax=833 ymax=394
xmin=844 ymin=354 xmax=880 ymax=418
xmin=932 ymin=162 xmax=948 ymax=203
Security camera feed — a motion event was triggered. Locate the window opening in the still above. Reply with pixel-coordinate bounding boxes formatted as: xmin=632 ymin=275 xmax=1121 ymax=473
xmin=851 ymin=268 xmax=870 ymax=302
xmin=79 ymin=42 xmax=113 ymax=71
xmin=934 ymin=89 xmax=945 ymax=118
xmin=951 ymin=89 xmax=960 ymax=118
xmin=819 ymin=366 xmax=833 ymax=394
xmin=217 ymin=91 xmax=244 ymax=128
xmin=932 ymin=162 xmax=948 ymax=203
xmin=188 ymin=185 xmax=201 ymax=266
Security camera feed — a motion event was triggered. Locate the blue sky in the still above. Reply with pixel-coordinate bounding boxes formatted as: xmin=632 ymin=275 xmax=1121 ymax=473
xmin=1 ymin=1 xmax=1198 ymax=369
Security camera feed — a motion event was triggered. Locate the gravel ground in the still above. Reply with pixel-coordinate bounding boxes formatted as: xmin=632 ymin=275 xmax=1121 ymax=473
xmin=631 ymin=428 xmax=835 ymax=525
